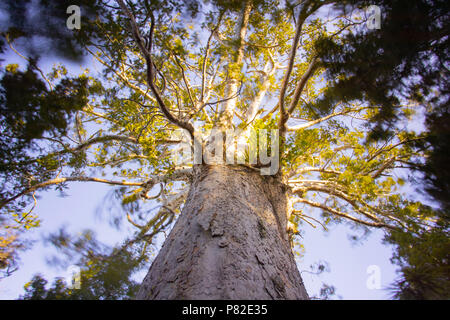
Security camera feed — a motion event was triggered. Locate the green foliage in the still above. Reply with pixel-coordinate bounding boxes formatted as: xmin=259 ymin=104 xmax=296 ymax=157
xmin=385 ymin=209 xmax=450 ymax=299
xmin=20 ymin=275 xmax=69 ymax=300
xmin=0 ymin=64 xmax=87 ymax=145
xmin=19 ymin=228 xmax=149 ymax=300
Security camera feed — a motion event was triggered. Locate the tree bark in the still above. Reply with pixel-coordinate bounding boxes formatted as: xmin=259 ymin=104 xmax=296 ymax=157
xmin=136 ymin=164 xmax=308 ymax=299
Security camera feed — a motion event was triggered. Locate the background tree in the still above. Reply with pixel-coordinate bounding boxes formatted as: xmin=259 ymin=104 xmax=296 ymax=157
xmin=18 ymin=228 xmax=145 ymax=300
xmin=0 ymin=0 xmax=448 ymax=299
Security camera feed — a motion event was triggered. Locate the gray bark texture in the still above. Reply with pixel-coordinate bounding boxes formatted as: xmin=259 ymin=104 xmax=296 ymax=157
xmin=136 ymin=164 xmax=309 ymax=299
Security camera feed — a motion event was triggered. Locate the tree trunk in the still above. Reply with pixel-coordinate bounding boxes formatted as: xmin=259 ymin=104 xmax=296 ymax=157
xmin=136 ymin=164 xmax=308 ymax=299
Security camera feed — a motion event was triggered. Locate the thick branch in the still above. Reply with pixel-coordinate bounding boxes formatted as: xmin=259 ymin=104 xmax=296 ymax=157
xmin=117 ymin=0 xmax=194 ymax=138
xmin=244 ymin=57 xmax=277 ymax=125
xmin=286 ymin=111 xmax=346 ymax=131
xmin=291 ymin=167 xmax=343 ymax=175
xmin=201 ymin=13 xmax=223 ymax=103
xmin=1 ymin=177 xmax=143 ymax=209
xmin=1 ymin=168 xmax=193 ymax=210
xmin=220 ymin=0 xmax=252 ymax=128
xmin=293 ymin=198 xmax=396 ymax=230
xmin=278 ymin=1 xmax=333 ymax=140
xmin=278 ymin=8 xmax=307 ymax=134
xmin=371 ymin=157 xmax=396 ymax=178
xmin=287 ymin=57 xmax=319 ymax=115
xmin=72 ymin=135 xmax=137 ymax=151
